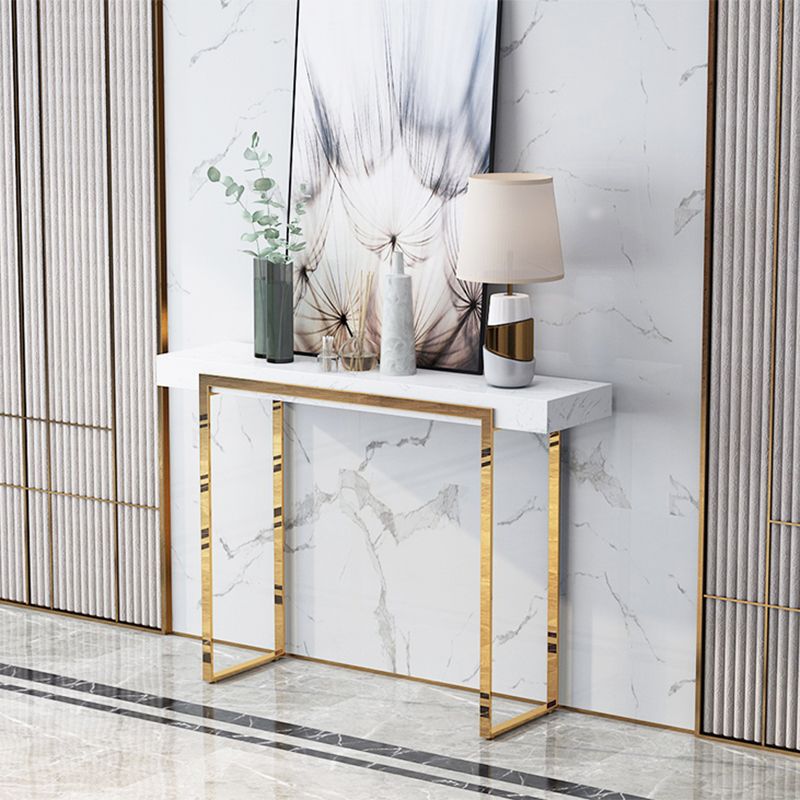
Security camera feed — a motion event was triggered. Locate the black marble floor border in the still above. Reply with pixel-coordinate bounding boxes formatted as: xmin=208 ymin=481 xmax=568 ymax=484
xmin=0 ymin=681 xmax=549 ymax=800
xmin=0 ymin=662 xmax=646 ymax=800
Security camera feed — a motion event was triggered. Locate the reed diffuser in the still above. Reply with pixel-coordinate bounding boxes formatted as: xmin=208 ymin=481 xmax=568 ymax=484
xmin=340 ymin=271 xmax=378 ymax=371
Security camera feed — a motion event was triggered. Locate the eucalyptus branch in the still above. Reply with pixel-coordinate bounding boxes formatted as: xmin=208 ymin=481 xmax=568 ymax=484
xmin=207 ymin=131 xmax=309 ymax=264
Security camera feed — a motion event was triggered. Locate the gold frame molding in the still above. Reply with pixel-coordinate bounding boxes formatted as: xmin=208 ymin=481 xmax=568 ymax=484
xmin=197 ymin=374 xmax=563 ymax=740
xmin=696 ymin=0 xmax=799 ymax=757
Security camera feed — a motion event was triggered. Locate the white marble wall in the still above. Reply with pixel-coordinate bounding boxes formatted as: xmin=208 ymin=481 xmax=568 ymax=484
xmin=164 ymin=0 xmax=707 ymax=729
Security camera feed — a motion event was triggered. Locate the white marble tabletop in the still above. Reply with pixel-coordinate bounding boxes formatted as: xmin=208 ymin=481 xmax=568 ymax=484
xmin=156 ymin=341 xmax=611 ymax=434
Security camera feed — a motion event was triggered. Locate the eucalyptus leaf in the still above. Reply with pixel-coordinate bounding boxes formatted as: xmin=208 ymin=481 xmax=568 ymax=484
xmin=208 ymin=131 xmax=304 ymax=266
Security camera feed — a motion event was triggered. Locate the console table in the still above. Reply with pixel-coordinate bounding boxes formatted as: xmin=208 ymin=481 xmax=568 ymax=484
xmin=156 ymin=341 xmax=612 ymax=739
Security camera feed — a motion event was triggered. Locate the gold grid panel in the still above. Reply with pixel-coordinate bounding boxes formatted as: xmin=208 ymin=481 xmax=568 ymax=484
xmin=198 ymin=374 xmax=563 ymax=740
xmin=0 ymin=0 xmax=164 ymax=629
xmin=699 ymin=0 xmax=800 ymax=754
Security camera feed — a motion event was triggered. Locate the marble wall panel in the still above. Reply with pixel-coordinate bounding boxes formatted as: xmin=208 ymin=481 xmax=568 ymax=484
xmin=165 ymin=0 xmax=708 ymax=728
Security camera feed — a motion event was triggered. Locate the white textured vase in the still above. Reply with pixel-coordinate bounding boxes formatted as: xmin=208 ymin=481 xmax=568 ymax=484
xmin=380 ymin=252 xmax=417 ymax=376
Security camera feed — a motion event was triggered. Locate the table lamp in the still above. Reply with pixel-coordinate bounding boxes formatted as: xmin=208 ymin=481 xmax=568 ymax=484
xmin=457 ymin=173 xmax=564 ymax=388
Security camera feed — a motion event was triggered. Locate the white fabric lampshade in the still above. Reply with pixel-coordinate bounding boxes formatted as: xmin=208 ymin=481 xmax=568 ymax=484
xmin=456 ymin=173 xmax=564 ymax=284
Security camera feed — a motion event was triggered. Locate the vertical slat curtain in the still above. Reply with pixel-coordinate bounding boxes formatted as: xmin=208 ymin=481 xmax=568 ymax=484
xmin=704 ymin=0 xmax=800 ymax=752
xmin=0 ymin=0 xmax=160 ymax=628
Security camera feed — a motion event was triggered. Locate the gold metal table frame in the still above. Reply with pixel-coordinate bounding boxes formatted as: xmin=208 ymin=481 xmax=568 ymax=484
xmin=199 ymin=373 xmax=561 ymax=740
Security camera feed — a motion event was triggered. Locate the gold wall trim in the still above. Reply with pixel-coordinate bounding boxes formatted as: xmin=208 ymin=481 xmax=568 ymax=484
xmin=704 ymin=593 xmax=800 ymax=616
xmin=152 ymin=0 xmax=171 ymax=635
xmin=696 ymin=732 xmax=800 ymax=761
xmin=101 ymin=0 xmax=122 ymax=624
xmin=0 ymin=482 xmax=158 ymax=512
xmin=695 ymin=0 xmax=717 ymax=740
xmin=0 ymin=411 xmax=112 ymax=432
xmin=34 ymin=0 xmax=55 ymax=612
xmin=0 ymin=598 xmax=159 ymax=632
xmin=771 ymin=518 xmax=800 ymax=529
xmin=761 ymin=0 xmax=786 ymax=749
xmin=9 ymin=0 xmax=31 ymax=606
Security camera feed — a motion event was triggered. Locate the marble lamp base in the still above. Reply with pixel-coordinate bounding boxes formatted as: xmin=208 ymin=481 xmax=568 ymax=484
xmin=483 ymin=292 xmax=536 ymax=388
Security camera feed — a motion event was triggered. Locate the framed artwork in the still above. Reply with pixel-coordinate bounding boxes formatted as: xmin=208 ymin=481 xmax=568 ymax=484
xmin=289 ymin=0 xmax=502 ymax=374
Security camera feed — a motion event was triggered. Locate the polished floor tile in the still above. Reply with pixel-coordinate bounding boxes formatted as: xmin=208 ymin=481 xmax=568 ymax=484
xmin=0 ymin=605 xmax=798 ymax=800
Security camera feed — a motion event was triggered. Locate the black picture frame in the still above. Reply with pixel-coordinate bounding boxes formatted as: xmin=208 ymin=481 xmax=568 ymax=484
xmin=287 ymin=0 xmax=503 ymax=376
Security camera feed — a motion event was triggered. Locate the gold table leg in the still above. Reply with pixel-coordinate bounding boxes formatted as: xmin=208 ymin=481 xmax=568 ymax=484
xmin=272 ymin=400 xmax=286 ymax=657
xmin=481 ymin=429 xmax=562 ymax=739
xmin=199 ymin=379 xmax=284 ymax=682
xmin=198 ymin=369 xmax=563 ymax=736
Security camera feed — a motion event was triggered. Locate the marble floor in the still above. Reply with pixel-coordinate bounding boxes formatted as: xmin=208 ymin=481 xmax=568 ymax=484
xmin=0 ymin=606 xmax=798 ymax=800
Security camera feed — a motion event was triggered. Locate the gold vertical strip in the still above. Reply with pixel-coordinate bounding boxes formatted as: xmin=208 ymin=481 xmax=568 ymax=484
xmin=547 ymin=431 xmax=561 ymax=710
xmin=102 ymin=0 xmax=121 ymax=624
xmin=272 ymin=400 xmax=286 ymax=656
xmin=761 ymin=0 xmax=786 ymax=747
xmin=199 ymin=377 xmax=213 ymax=679
xmin=10 ymin=0 xmax=32 ymax=605
xmin=151 ymin=0 xmax=171 ymax=634
xmin=34 ymin=0 xmax=54 ymax=611
xmin=479 ymin=410 xmax=493 ymax=738
xmin=696 ymin=0 xmax=719 ymax=736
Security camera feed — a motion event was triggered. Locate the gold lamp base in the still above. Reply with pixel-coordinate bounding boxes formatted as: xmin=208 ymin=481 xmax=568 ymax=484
xmin=483 ymin=292 xmax=535 ymax=388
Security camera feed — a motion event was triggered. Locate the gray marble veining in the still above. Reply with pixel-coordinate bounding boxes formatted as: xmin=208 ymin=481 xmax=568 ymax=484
xmin=2 ymin=606 xmax=800 ymax=800
xmin=164 ymin=0 xmax=708 ymax=734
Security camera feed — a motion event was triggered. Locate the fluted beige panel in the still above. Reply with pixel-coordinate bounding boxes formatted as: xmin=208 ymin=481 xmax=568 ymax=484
xmin=0 ymin=0 xmax=26 ymax=604
xmin=16 ymin=1 xmax=46 ymax=421
xmin=770 ymin=524 xmax=800 ymax=611
xmin=40 ymin=0 xmax=111 ymax=430
xmin=118 ymin=508 xmax=159 ymax=627
xmin=27 ymin=491 xmax=50 ymax=608
xmin=0 ymin=0 xmax=22 ymax=419
xmin=38 ymin=0 xmax=115 ymax=617
xmin=703 ymin=599 xmax=765 ymax=742
xmin=48 ymin=425 xmax=114 ymax=499
xmin=0 ymin=488 xmax=26 ymax=603
xmin=765 ymin=0 xmax=800 ymax=751
xmin=773 ymin=0 xmax=800 ymax=529
xmin=25 ymin=420 xmax=49 ymax=606
xmin=0 ymin=418 xmax=25 ymax=600
xmin=704 ymin=0 xmax=780 ymax=744
xmin=766 ymin=609 xmax=800 ymax=749
xmin=108 ymin=0 xmax=157 ymax=509
xmin=51 ymin=496 xmax=114 ymax=618
xmin=0 ymin=420 xmax=24 ymax=486
xmin=0 ymin=1 xmax=160 ymax=625
xmin=107 ymin=0 xmax=159 ymax=627
xmin=706 ymin=0 xmax=778 ymax=609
